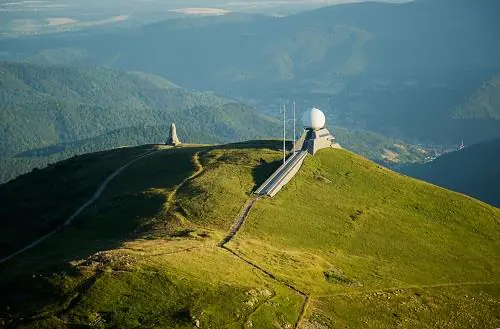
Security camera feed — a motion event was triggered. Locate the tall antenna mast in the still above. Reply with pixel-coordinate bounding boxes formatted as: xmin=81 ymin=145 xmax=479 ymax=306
xmin=283 ymin=104 xmax=286 ymax=165
xmin=293 ymin=101 xmax=296 ymax=154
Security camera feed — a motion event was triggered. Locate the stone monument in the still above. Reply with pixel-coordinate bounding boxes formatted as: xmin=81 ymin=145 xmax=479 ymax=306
xmin=166 ymin=123 xmax=181 ymax=146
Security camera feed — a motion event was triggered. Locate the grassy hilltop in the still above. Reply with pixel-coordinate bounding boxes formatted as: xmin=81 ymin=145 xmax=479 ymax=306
xmin=0 ymin=141 xmax=499 ymax=328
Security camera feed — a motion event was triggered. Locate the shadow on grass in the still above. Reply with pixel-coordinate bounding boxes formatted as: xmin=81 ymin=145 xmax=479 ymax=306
xmin=0 ymin=145 xmax=159 ymax=260
xmin=0 ymin=192 xmax=169 ymax=326
xmin=0 ymin=141 xmax=293 ymax=325
xmin=217 ymin=139 xmax=291 ymax=151
xmin=250 ymin=140 xmax=295 ymax=191
xmin=0 ymin=149 xmax=204 ymax=324
xmin=251 ymin=158 xmax=283 ymax=191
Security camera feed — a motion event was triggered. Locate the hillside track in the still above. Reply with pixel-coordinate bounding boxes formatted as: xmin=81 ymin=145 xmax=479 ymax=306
xmin=221 ymin=245 xmax=308 ymax=328
xmin=217 ymin=179 xmax=311 ymax=327
xmin=0 ymin=149 xmax=161 ymax=264
xmin=218 ymin=197 xmax=258 ymax=247
xmin=218 ymin=192 xmax=310 ymax=328
xmin=296 ymin=296 xmax=311 ymax=329
xmin=165 ymin=151 xmax=205 ymax=212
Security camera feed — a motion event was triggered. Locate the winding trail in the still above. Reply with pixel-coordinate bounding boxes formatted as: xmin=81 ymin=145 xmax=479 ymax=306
xmin=217 ymin=196 xmax=309 ymax=328
xmin=218 ymin=197 xmax=258 ymax=247
xmin=0 ymin=149 xmax=161 ymax=265
xmin=221 ymin=245 xmax=308 ymax=328
xmin=165 ymin=151 xmax=204 ymax=212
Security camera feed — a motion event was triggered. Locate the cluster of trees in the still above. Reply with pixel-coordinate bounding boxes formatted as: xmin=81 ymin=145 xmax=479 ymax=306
xmin=452 ymin=76 xmax=500 ymax=120
xmin=333 ymin=126 xmax=427 ymax=165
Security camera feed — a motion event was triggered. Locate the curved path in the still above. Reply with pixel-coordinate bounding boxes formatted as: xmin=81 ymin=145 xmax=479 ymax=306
xmin=0 ymin=149 xmax=161 ymax=264
xmin=217 ymin=196 xmax=309 ymax=328
xmin=218 ymin=197 xmax=258 ymax=247
xmin=165 ymin=151 xmax=204 ymax=212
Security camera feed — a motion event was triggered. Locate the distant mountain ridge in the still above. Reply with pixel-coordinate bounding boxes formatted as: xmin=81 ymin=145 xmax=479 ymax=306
xmin=0 ymin=61 xmax=284 ymax=182
xmin=452 ymin=76 xmax=500 ymax=120
xmin=1 ymin=0 xmax=498 ymax=144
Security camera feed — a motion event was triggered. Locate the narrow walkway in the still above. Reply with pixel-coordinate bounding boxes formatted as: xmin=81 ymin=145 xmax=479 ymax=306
xmin=221 ymin=245 xmax=308 ymax=328
xmin=255 ymin=151 xmax=308 ymax=197
xmin=217 ymin=195 xmax=309 ymax=328
xmin=0 ymin=149 xmax=161 ymax=264
xmin=218 ymin=197 xmax=257 ymax=247
xmin=165 ymin=151 xmax=204 ymax=212
xmin=296 ymin=296 xmax=310 ymax=328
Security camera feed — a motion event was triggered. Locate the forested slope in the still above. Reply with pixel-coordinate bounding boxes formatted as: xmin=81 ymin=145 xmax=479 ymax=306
xmin=0 ymin=61 xmax=281 ymax=158
xmin=0 ymin=60 xmax=433 ymax=183
xmin=0 ymin=61 xmax=283 ymax=181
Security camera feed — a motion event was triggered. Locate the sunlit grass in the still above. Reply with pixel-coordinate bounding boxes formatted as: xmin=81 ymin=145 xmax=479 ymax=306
xmin=1 ymin=143 xmax=499 ymax=328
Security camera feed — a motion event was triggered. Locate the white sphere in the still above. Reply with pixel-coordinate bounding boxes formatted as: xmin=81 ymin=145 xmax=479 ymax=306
xmin=302 ymin=107 xmax=326 ymax=130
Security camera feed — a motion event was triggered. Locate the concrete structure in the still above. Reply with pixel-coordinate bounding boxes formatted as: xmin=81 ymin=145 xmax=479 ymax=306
xmin=256 ymin=107 xmax=341 ymax=197
xmin=255 ymin=151 xmax=308 ymax=197
xmin=166 ymin=123 xmax=181 ymax=146
xmin=299 ymin=127 xmax=341 ymax=155
xmin=294 ymin=107 xmax=341 ymax=155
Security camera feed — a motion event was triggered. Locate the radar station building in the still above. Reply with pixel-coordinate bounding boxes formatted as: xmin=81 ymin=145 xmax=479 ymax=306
xmin=256 ymin=107 xmax=340 ymax=197
xmin=293 ymin=108 xmax=341 ymax=154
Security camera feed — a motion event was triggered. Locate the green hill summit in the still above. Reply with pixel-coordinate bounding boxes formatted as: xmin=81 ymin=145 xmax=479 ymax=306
xmin=0 ymin=141 xmax=499 ymax=328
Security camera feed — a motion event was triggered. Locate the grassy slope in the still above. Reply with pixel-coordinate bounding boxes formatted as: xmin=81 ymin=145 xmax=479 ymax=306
xmin=0 ymin=143 xmax=302 ymax=329
xmin=0 ymin=145 xmax=154 ymax=258
xmin=232 ymin=148 xmax=500 ymax=327
xmin=0 ymin=143 xmax=499 ymax=328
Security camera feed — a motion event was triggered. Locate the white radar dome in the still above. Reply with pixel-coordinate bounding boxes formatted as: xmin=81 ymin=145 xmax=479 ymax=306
xmin=302 ymin=107 xmax=326 ymax=130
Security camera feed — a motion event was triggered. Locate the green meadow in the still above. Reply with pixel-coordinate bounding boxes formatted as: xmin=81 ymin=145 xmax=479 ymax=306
xmin=0 ymin=142 xmax=498 ymax=328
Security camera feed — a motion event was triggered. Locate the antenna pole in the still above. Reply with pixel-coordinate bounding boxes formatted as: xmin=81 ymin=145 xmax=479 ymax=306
xmin=283 ymin=104 xmax=286 ymax=165
xmin=293 ymin=101 xmax=296 ymax=154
